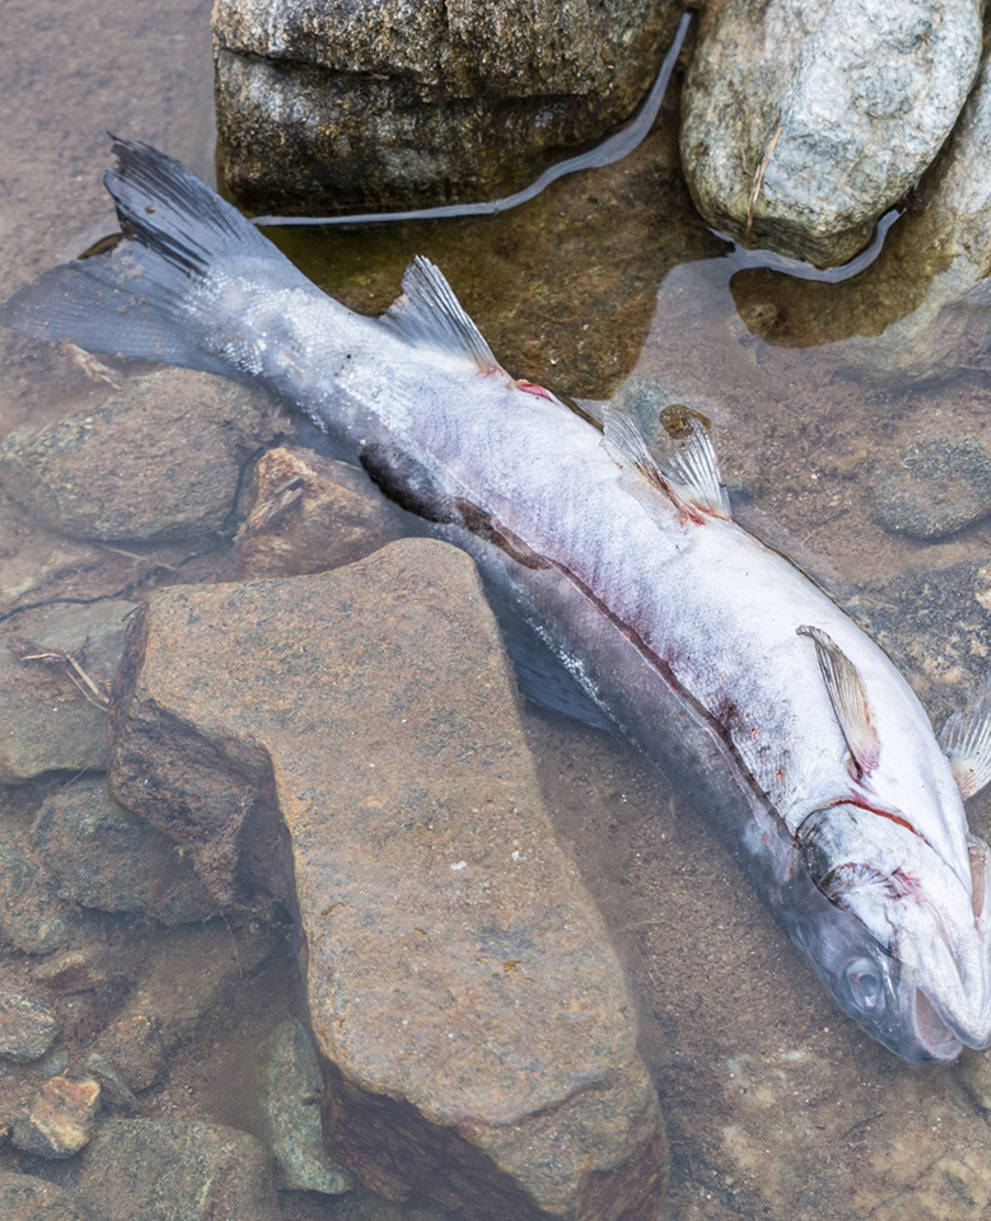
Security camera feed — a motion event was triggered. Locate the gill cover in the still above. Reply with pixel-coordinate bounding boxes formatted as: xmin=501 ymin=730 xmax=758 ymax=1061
xmin=797 ymin=802 xmax=991 ymax=1052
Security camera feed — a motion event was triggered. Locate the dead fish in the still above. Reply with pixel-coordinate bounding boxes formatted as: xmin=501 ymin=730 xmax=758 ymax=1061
xmin=4 ymin=139 xmax=991 ymax=1062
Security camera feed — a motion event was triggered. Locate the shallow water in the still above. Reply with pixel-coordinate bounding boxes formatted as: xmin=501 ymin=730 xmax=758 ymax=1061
xmin=4 ymin=2 xmax=991 ymax=1218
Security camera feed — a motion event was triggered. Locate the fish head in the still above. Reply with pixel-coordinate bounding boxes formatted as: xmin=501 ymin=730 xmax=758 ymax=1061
xmin=791 ymin=803 xmax=991 ymax=1062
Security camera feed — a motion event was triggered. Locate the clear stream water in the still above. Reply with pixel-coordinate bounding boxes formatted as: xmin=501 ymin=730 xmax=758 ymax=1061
xmin=3 ymin=3 xmax=991 ymax=1219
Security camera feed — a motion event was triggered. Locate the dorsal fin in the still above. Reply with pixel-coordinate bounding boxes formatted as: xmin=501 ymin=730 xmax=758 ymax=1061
xmin=381 ymin=256 xmax=501 ymax=373
xmin=940 ymin=677 xmax=991 ymax=801
xmin=798 ymin=626 xmax=880 ymax=779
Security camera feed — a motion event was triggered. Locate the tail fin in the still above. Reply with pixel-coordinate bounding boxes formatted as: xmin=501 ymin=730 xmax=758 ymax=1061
xmin=0 ymin=138 xmax=301 ymax=374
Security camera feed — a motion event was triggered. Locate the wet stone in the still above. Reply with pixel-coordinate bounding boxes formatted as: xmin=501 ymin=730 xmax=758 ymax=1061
xmin=83 ymin=1016 xmax=166 ymax=1101
xmin=0 ymin=1171 xmax=93 ymax=1221
xmin=108 ymin=539 xmax=668 ymax=1219
xmin=256 ymin=1017 xmax=355 ymax=1194
xmin=0 ymin=991 xmax=59 ymax=1063
xmin=29 ymin=776 xmax=215 ymax=924
xmin=234 ymin=446 xmax=403 ymax=578
xmin=77 ymin=1118 xmax=280 ymax=1221
xmin=0 ymin=369 xmax=284 ymax=544
xmin=31 ymin=949 xmax=109 ymax=995
xmin=0 ymin=598 xmax=136 ymax=783
xmin=0 ymin=823 xmax=76 ymax=955
xmin=871 ymin=436 xmax=991 ymax=539
xmin=12 ymin=1075 xmax=101 ymax=1159
xmin=213 ymin=0 xmax=683 ymax=214
xmin=0 ymin=495 xmax=120 ymax=620
xmin=729 ymin=37 xmax=991 ymax=384
xmin=681 ymin=0 xmax=981 ymax=266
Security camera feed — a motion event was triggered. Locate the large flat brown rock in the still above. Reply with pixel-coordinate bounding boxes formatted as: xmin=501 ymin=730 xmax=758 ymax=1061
xmin=108 ymin=539 xmax=666 ymax=1219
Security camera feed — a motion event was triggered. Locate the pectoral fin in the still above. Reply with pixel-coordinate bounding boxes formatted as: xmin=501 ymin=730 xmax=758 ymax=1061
xmin=940 ymin=680 xmax=991 ymax=800
xmin=798 ymin=626 xmax=880 ymax=778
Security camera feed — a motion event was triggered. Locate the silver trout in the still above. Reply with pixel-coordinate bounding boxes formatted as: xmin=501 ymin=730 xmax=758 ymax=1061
xmin=4 ymin=140 xmax=991 ymax=1062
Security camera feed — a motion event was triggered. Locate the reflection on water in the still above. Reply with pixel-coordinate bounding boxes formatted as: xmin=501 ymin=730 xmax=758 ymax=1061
xmin=3 ymin=3 xmax=991 ymax=1217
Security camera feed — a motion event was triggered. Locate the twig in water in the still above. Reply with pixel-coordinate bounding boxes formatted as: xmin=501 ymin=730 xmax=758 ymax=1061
xmin=8 ymin=636 xmax=110 ymax=710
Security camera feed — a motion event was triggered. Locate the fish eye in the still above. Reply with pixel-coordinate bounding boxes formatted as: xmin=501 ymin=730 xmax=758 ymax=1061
xmin=843 ymin=957 xmax=885 ymax=1013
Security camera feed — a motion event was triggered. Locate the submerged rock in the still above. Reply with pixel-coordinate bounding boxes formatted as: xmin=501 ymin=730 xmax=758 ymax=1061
xmin=872 ymin=435 xmax=991 ymax=539
xmin=0 ymin=598 xmax=135 ymax=783
xmin=235 ymin=446 xmax=403 ymax=578
xmin=119 ymin=922 xmax=276 ymax=1052
xmin=0 ymin=370 xmax=283 ymax=544
xmin=681 ymin=0 xmax=981 ymax=266
xmin=0 ymin=1172 xmax=93 ymax=1221
xmin=108 ymin=539 xmax=668 ymax=1219
xmin=213 ymin=0 xmax=684 ymax=214
xmin=0 ymin=827 xmax=77 ymax=955
xmin=0 ymin=990 xmax=59 ymax=1063
xmin=77 ymin=1119 xmax=279 ymax=1221
xmin=12 ymin=1075 xmax=101 ymax=1158
xmin=255 ymin=1017 xmax=354 ymax=1195
xmin=83 ymin=1016 xmax=166 ymax=1102
xmin=29 ymin=776 xmax=214 ymax=924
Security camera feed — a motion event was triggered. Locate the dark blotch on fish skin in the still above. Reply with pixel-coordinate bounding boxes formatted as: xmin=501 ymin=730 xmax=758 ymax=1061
xmin=359 ymin=442 xmax=450 ymax=523
xmin=454 ymin=498 xmax=551 ymax=571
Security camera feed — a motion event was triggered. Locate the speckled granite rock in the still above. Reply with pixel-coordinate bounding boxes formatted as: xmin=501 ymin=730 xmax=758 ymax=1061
xmin=0 ymin=370 xmax=283 ymax=544
xmin=213 ymin=0 xmax=684 ymax=214
xmin=234 ymin=446 xmax=403 ymax=578
xmin=256 ymin=1017 xmax=354 ymax=1194
xmin=0 ymin=822 xmax=78 ymax=954
xmin=681 ymin=0 xmax=981 ymax=266
xmin=730 ymin=39 xmax=991 ymax=383
xmin=0 ymin=1172 xmax=93 ymax=1220
xmin=0 ymin=991 xmax=59 ymax=1063
xmin=108 ymin=539 xmax=668 ymax=1219
xmin=29 ymin=776 xmax=214 ymax=924
xmin=0 ymin=598 xmax=135 ymax=782
xmin=77 ymin=1118 xmax=279 ymax=1221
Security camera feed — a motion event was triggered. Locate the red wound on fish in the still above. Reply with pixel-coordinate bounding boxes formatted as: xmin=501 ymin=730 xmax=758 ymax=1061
xmin=516 ymin=379 xmax=553 ymax=400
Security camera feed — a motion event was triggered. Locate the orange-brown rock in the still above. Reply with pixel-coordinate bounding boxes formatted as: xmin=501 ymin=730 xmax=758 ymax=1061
xmin=12 ymin=1075 xmax=101 ymax=1158
xmin=234 ymin=446 xmax=403 ymax=578
xmin=108 ymin=539 xmax=667 ymax=1219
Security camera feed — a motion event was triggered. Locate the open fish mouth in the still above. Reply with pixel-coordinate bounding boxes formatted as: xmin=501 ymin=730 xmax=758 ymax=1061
xmin=913 ymin=989 xmax=965 ymax=1061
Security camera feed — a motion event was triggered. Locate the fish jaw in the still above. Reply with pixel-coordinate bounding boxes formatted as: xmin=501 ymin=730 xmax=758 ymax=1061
xmin=788 ymin=804 xmax=991 ymax=1061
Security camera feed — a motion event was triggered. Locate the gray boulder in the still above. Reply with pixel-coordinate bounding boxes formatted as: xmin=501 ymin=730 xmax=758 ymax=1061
xmin=213 ymin=0 xmax=683 ymax=214
xmin=730 ymin=39 xmax=991 ymax=382
xmin=0 ymin=370 xmax=283 ymax=545
xmin=681 ymin=0 xmax=982 ymax=266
